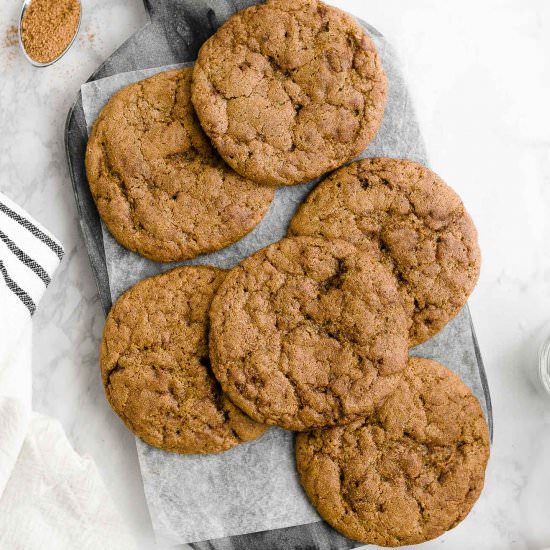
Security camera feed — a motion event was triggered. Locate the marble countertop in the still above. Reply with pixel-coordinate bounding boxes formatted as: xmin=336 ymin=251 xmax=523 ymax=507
xmin=1 ymin=1 xmax=549 ymax=548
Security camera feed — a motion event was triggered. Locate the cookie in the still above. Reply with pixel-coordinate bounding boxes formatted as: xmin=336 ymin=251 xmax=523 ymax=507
xmin=85 ymin=68 xmax=274 ymax=262
xmin=209 ymin=236 xmax=408 ymax=431
xmin=289 ymin=158 xmax=481 ymax=346
xmin=296 ymin=357 xmax=490 ymax=547
xmin=100 ymin=266 xmax=267 ymax=454
xmin=191 ymin=0 xmax=387 ymax=186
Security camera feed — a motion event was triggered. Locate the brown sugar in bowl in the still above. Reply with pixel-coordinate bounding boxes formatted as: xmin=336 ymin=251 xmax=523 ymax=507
xmin=20 ymin=0 xmax=81 ymax=66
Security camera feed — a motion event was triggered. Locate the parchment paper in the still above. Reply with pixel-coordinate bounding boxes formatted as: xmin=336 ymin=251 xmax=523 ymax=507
xmin=81 ymin=25 xmax=488 ymax=546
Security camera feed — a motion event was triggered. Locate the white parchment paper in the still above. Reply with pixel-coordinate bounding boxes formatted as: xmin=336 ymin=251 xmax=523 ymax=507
xmin=81 ymin=26 xmax=488 ymax=546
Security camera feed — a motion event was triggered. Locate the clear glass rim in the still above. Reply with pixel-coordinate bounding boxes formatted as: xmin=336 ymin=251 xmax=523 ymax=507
xmin=538 ymin=333 xmax=550 ymax=396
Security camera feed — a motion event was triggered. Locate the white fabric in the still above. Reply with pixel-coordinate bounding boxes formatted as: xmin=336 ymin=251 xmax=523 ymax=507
xmin=0 ymin=191 xmax=137 ymax=550
xmin=0 ymin=325 xmax=32 ymax=499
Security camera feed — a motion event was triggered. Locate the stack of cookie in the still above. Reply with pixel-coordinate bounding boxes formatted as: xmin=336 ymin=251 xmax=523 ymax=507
xmin=86 ymin=0 xmax=490 ymax=546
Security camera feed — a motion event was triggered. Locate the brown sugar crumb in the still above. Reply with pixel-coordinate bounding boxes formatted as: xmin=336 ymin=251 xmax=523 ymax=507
xmin=21 ymin=0 xmax=80 ymax=64
xmin=3 ymin=25 xmax=18 ymax=48
xmin=79 ymin=25 xmax=95 ymax=45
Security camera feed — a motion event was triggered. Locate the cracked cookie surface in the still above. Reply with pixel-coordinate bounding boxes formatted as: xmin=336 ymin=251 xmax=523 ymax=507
xmin=296 ymin=357 xmax=490 ymax=546
xmin=100 ymin=266 xmax=267 ymax=454
xmin=289 ymin=158 xmax=481 ymax=346
xmin=86 ymin=68 xmax=274 ymax=262
xmin=209 ymin=236 xmax=408 ymax=431
xmin=191 ymin=0 xmax=386 ymax=186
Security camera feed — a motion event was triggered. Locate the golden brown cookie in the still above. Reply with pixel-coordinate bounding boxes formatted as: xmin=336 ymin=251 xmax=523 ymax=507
xmin=296 ymin=357 xmax=490 ymax=547
xmin=209 ymin=236 xmax=408 ymax=431
xmin=191 ymin=0 xmax=387 ymax=186
xmin=86 ymin=68 xmax=274 ymax=262
xmin=289 ymin=158 xmax=481 ymax=346
xmin=100 ymin=266 xmax=267 ymax=454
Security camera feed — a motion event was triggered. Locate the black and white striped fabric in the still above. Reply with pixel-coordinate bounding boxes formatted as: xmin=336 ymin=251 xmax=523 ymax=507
xmin=0 ymin=192 xmax=63 ymax=326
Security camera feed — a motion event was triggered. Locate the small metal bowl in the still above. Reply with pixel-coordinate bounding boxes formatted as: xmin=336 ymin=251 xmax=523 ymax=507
xmin=18 ymin=0 xmax=82 ymax=67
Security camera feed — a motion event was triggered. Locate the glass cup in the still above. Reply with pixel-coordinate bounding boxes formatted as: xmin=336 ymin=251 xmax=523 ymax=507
xmin=538 ymin=333 xmax=550 ymax=397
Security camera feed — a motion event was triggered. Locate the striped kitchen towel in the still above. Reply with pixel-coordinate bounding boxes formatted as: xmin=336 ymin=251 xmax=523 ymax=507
xmin=0 ymin=192 xmax=63 ymax=345
xmin=0 ymin=190 xmax=64 ymax=496
xmin=0 ymin=192 xmax=138 ymax=549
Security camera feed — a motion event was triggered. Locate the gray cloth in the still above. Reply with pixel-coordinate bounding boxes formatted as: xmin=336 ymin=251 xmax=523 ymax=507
xmin=79 ymin=18 xmax=490 ymax=549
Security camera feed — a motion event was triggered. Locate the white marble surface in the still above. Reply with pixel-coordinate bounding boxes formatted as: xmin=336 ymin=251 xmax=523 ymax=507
xmin=1 ymin=0 xmax=549 ymax=548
